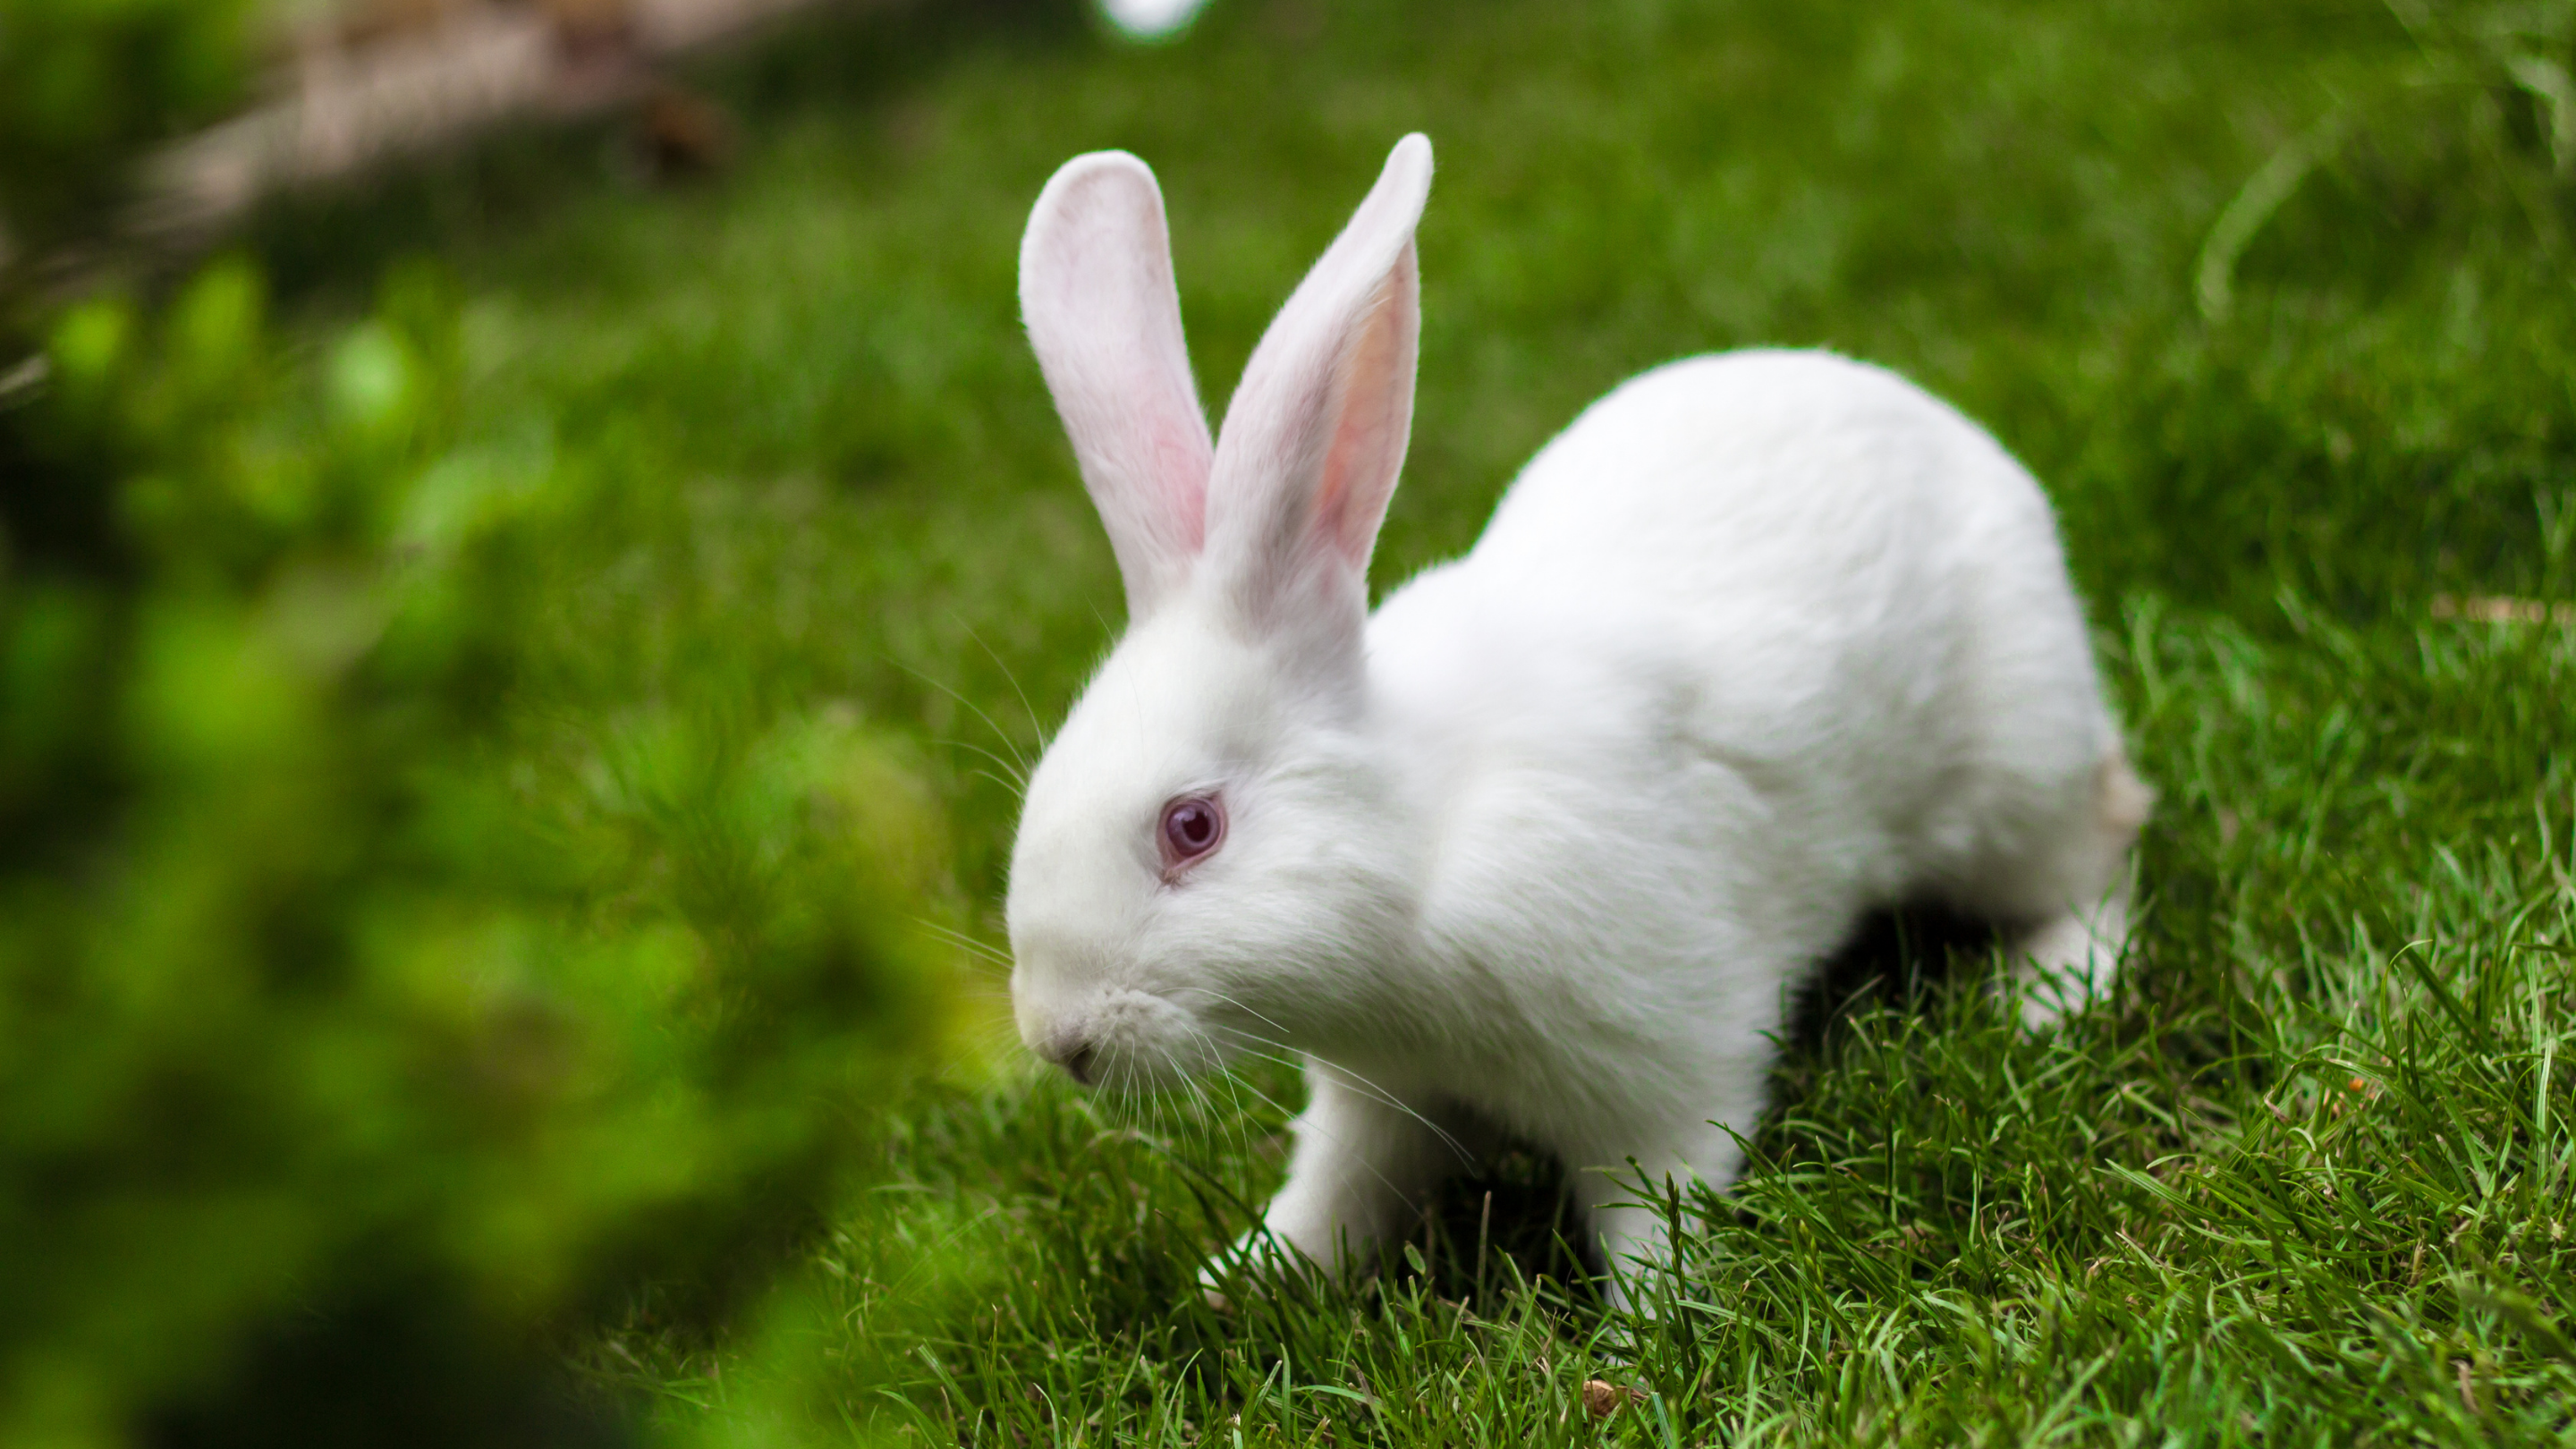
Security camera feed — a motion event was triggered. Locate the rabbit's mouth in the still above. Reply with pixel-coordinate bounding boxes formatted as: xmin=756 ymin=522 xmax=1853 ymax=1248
xmin=1027 ymin=987 xmax=1235 ymax=1092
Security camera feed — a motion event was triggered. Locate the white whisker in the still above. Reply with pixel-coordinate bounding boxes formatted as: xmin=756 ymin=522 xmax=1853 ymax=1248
xmin=897 ymin=658 xmax=1035 ymax=783
xmin=1200 ymin=1022 xmax=1474 ymax=1167
xmin=912 ymin=917 xmax=1015 ymax=970
xmin=955 ymin=616 xmax=1051 ymax=759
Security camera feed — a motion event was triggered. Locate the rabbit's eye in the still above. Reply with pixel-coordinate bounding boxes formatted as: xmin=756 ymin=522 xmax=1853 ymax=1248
xmin=1158 ymin=794 xmax=1225 ymax=875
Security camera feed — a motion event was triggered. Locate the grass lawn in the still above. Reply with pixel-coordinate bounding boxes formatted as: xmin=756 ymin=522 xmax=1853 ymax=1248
xmin=240 ymin=0 xmax=2576 ymax=1441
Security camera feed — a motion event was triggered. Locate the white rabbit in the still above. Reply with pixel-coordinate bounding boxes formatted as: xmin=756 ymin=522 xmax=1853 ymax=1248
xmin=1005 ymin=132 xmax=2148 ymax=1299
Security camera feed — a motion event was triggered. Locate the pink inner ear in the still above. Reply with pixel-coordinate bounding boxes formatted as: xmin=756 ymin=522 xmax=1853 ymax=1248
xmin=1309 ymin=263 xmax=1416 ymax=569
xmin=1148 ymin=409 xmax=1209 ymax=555
xmin=1316 ymin=412 xmax=1387 ymax=565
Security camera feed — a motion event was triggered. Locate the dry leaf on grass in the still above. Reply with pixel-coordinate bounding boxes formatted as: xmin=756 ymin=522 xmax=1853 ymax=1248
xmin=1580 ymin=1380 xmax=1639 ymax=1419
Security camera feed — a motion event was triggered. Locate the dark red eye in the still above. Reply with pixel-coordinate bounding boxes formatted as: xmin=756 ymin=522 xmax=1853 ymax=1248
xmin=1158 ymin=793 xmax=1225 ymax=875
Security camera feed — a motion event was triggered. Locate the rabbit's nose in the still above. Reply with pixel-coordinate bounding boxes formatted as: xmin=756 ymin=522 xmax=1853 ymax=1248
xmin=1042 ymin=1035 xmax=1097 ymax=1087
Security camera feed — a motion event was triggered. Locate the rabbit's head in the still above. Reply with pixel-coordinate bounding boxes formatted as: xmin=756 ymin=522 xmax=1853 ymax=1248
xmin=1007 ymin=136 xmax=1434 ymax=1091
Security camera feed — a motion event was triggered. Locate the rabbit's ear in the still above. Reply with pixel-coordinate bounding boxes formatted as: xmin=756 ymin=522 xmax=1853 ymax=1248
xmin=1021 ymin=151 xmax=1216 ymax=620
xmin=1205 ymin=134 xmax=1431 ymax=650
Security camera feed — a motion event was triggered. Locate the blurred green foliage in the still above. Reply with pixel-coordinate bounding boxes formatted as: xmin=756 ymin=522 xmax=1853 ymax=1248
xmin=0 ymin=0 xmax=260 ymax=261
xmin=0 ymin=11 xmax=965 ymax=1442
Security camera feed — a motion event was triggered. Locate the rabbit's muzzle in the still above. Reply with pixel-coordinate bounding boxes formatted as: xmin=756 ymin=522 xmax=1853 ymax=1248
xmin=1018 ymin=983 xmax=1234 ymax=1092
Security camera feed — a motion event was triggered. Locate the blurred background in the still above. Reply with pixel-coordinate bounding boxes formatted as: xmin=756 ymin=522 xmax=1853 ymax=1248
xmin=1 ymin=0 xmax=2570 ymax=1445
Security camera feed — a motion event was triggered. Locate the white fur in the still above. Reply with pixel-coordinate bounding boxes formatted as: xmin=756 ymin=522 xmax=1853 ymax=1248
xmin=1007 ymin=134 xmax=2148 ymax=1300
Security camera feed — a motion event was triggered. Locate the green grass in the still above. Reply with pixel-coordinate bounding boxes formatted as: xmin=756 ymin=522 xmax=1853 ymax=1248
xmin=235 ymin=0 xmax=2576 ymax=1441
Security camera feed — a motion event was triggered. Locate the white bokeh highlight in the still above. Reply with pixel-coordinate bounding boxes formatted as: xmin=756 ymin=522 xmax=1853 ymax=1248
xmin=1102 ymin=0 xmax=1214 ymax=38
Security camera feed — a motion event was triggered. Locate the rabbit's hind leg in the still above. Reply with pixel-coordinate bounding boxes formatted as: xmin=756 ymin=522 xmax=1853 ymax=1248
xmin=2012 ymin=877 xmax=2131 ymax=1028
xmin=1991 ymin=752 xmax=2152 ymax=1029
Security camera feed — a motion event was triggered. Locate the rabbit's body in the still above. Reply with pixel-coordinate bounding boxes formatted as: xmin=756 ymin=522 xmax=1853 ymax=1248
xmin=1005 ymin=136 xmax=2145 ymax=1297
xmin=1275 ymin=351 xmax=2138 ymax=1269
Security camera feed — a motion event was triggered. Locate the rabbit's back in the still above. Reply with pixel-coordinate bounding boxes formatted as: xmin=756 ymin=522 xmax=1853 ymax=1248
xmin=1368 ymin=350 xmax=2115 ymax=1024
xmin=1470 ymin=351 xmax=2063 ymax=647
